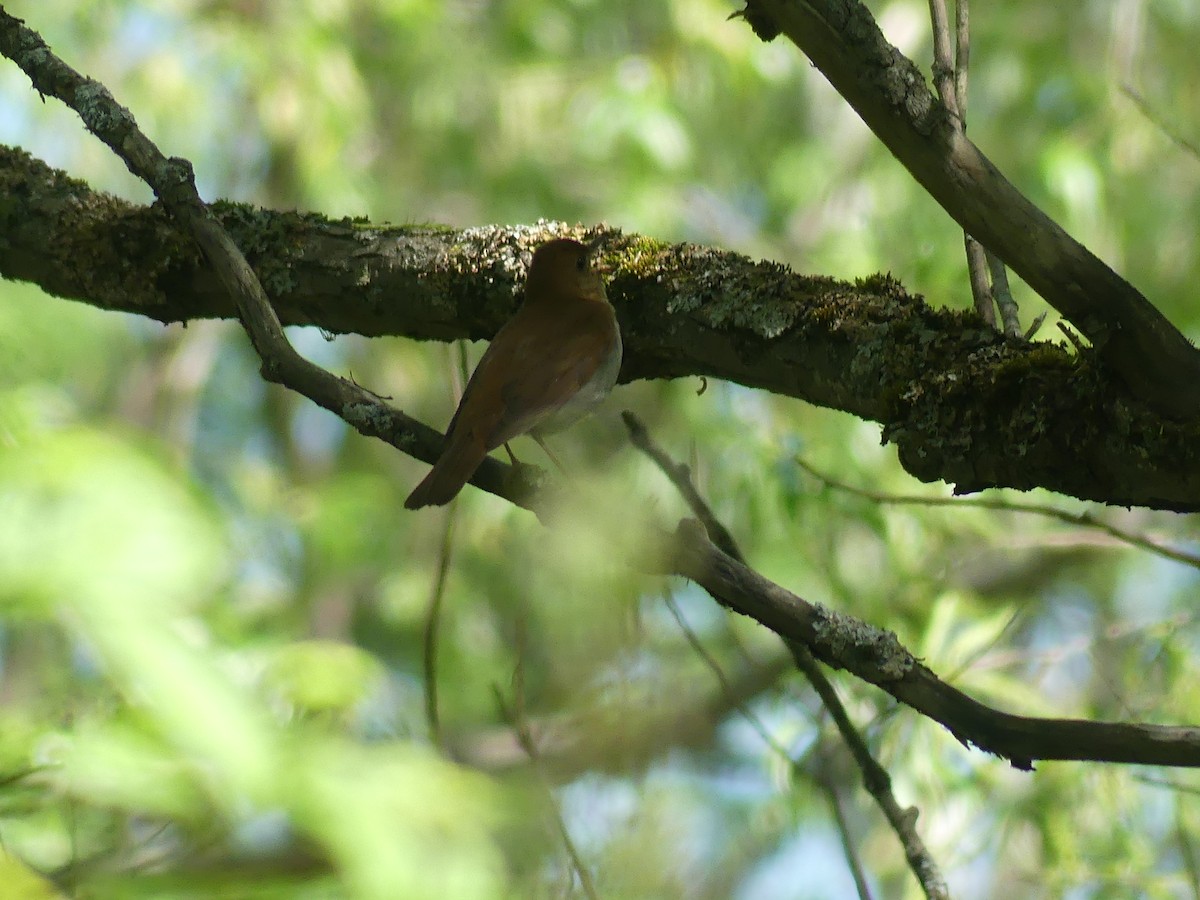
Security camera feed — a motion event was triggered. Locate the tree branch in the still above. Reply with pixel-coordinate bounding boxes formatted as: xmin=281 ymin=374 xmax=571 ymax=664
xmin=3 ymin=146 xmax=1200 ymax=511
xmin=745 ymin=0 xmax=1200 ymax=419
xmin=666 ymin=518 xmax=1200 ymax=769
xmin=795 ymin=456 xmax=1200 ymax=571
xmin=624 ymin=412 xmax=948 ymax=899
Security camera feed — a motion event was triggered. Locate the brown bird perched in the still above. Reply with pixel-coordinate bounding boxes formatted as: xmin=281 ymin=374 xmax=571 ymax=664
xmin=404 ymin=237 xmax=622 ymax=509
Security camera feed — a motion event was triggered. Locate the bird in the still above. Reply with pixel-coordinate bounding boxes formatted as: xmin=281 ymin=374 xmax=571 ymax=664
xmin=404 ymin=237 xmax=622 ymax=509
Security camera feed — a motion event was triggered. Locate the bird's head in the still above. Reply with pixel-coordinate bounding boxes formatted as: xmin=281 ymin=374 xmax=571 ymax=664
xmin=524 ymin=237 xmax=608 ymax=305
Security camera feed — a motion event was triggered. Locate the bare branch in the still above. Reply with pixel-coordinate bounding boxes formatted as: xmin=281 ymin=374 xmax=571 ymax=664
xmin=926 ymin=0 xmax=961 ymax=122
xmin=666 ymin=519 xmax=1200 ymax=769
xmin=987 ymin=250 xmax=1021 ymax=336
xmin=793 ymin=642 xmax=947 ymax=900
xmin=422 ymin=505 xmax=458 ymax=751
xmin=625 ymin=413 xmax=948 ymax=899
xmin=0 ymin=15 xmax=547 ymax=511
xmin=622 ymin=411 xmax=745 ymax=562
xmin=963 ymin=233 xmax=994 ymax=324
xmin=795 ymin=456 xmax=1200 ymax=570
xmin=953 ymin=0 xmax=970 ymax=121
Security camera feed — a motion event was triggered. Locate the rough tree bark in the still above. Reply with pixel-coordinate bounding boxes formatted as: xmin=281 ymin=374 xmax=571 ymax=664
xmin=2 ymin=145 xmax=1198 ymax=510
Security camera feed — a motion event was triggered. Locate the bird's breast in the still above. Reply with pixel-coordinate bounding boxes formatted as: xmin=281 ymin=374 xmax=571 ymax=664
xmin=533 ymin=328 xmax=622 ymax=436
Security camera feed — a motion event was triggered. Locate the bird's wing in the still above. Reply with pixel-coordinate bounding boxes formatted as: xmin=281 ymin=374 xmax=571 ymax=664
xmin=484 ymin=303 xmax=619 ymax=451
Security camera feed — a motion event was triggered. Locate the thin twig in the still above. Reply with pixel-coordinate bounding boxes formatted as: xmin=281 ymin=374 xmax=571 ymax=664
xmin=953 ymin=0 xmax=969 ymax=123
xmin=931 ymin=0 xmax=1004 ymax=337
xmin=822 ymin=776 xmax=876 ymax=900
xmin=1121 ymin=83 xmax=1200 ymax=162
xmin=422 ymin=505 xmax=457 ymax=751
xmin=627 ymin=418 xmax=766 ymax=668
xmin=926 ymin=0 xmax=961 ymax=123
xmin=1057 ymin=320 xmax=1088 ymax=353
xmin=987 ymin=249 xmax=1020 ymax=336
xmin=1023 ymin=312 xmax=1048 ymax=340
xmin=506 ymin=601 xmax=599 ymax=898
xmin=421 ymin=343 xmax=471 ymax=749
xmin=621 ymin=411 xmax=744 ymax=563
xmin=794 ymin=456 xmax=1200 ymax=570
xmin=1178 ymin=802 xmax=1200 ymax=900
xmin=662 ymin=593 xmax=795 ymax=759
xmin=494 ymin=673 xmax=600 ymax=899
xmin=790 ymin=643 xmax=948 ymax=899
xmin=964 ymin=234 xmax=994 ymax=325
xmin=666 ymin=591 xmax=876 ymax=900
xmin=624 ymin=412 xmax=948 ymax=900
xmin=959 ymin=5 xmax=1023 ymax=338
xmin=1136 ymin=774 xmax=1200 ymax=797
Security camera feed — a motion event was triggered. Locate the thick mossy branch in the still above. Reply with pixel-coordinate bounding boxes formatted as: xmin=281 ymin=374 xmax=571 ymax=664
xmin=3 ymin=144 xmax=1199 ymax=509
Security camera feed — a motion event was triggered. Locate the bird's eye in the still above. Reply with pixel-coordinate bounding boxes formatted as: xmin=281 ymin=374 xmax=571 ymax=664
xmin=576 ymin=254 xmax=589 ymax=272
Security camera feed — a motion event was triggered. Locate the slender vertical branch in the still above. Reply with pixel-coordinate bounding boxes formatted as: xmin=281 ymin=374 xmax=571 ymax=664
xmin=790 ymin=643 xmax=949 ymax=899
xmin=954 ymin=0 xmax=970 ymax=122
xmin=422 ymin=507 xmax=457 ymax=750
xmin=823 ymin=772 xmax=876 ymax=900
xmin=664 ymin=591 xmax=875 ymax=900
xmin=987 ymin=249 xmax=1021 ymax=336
xmin=495 ymin=659 xmax=600 ymax=899
xmin=926 ymin=0 xmax=961 ymax=122
xmin=930 ymin=0 xmax=1001 ymax=333
xmin=964 ymin=234 xmax=994 ymax=324
xmin=421 ymin=341 xmax=471 ymax=749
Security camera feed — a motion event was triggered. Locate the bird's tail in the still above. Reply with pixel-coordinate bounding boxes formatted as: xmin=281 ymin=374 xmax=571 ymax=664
xmin=404 ymin=439 xmax=487 ymax=509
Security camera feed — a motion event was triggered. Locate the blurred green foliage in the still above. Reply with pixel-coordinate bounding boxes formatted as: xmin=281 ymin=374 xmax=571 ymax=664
xmin=3 ymin=0 xmax=1200 ymax=897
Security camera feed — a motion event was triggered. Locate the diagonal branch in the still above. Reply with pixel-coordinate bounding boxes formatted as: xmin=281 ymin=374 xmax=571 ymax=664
xmin=795 ymin=456 xmax=1200 ymax=571
xmin=666 ymin=518 xmax=1200 ymax=769
xmin=745 ymin=0 xmax=1200 ymax=419
xmin=624 ymin=412 xmax=948 ymax=900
